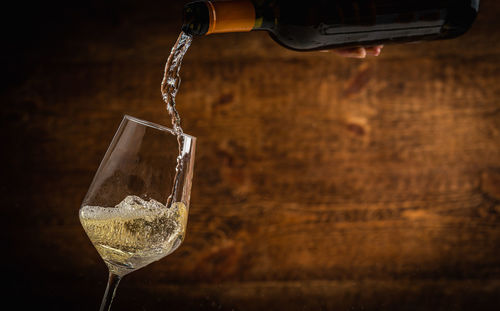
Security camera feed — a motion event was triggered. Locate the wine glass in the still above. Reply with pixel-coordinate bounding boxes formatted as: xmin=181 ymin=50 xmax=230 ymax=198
xmin=79 ymin=115 xmax=196 ymax=311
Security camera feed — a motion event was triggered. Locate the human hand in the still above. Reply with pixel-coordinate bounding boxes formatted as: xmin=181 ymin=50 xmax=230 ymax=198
xmin=326 ymin=45 xmax=383 ymax=58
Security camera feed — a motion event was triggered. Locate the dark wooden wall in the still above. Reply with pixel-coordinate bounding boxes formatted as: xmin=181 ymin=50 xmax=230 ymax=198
xmin=2 ymin=1 xmax=499 ymax=310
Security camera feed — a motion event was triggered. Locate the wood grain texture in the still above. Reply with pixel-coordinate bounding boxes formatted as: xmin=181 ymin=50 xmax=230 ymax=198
xmin=1 ymin=0 xmax=500 ymax=310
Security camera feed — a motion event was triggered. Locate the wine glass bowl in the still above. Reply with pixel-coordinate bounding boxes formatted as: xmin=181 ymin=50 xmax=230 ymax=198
xmin=79 ymin=115 xmax=195 ymax=310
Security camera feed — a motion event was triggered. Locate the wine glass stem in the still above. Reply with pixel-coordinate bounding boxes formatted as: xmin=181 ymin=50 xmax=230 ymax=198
xmin=99 ymin=272 xmax=122 ymax=311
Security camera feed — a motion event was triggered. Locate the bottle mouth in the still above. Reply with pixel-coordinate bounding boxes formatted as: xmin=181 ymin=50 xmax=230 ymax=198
xmin=181 ymin=1 xmax=210 ymax=36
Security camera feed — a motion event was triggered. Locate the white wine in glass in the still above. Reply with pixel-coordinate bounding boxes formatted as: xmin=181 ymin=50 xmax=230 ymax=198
xmin=80 ymin=196 xmax=188 ymax=275
xmin=79 ymin=115 xmax=196 ymax=310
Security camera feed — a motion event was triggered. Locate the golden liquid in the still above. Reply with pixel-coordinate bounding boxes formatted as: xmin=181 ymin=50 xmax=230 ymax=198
xmin=79 ymin=195 xmax=187 ymax=276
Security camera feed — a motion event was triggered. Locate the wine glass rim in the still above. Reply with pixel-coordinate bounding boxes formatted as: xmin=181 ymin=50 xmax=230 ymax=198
xmin=123 ymin=114 xmax=196 ymax=140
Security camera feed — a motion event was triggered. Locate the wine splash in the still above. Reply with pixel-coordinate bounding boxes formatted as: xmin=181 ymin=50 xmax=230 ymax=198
xmin=161 ymin=31 xmax=193 ymax=207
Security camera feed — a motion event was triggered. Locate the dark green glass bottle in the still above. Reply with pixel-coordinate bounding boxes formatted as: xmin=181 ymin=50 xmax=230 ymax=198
xmin=182 ymin=0 xmax=479 ymax=51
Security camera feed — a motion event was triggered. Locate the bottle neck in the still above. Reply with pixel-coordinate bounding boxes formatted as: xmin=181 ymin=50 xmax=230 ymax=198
xmin=182 ymin=0 xmax=275 ymax=36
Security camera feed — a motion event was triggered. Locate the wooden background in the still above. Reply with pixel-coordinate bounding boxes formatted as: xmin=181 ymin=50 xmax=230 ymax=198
xmin=2 ymin=0 xmax=499 ymax=310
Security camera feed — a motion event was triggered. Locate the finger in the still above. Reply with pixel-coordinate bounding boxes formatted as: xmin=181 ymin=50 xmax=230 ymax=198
xmin=365 ymin=45 xmax=383 ymax=56
xmin=333 ymin=47 xmax=367 ymax=58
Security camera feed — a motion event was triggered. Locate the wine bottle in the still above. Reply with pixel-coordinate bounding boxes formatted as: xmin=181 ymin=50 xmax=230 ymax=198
xmin=182 ymin=0 xmax=479 ymax=51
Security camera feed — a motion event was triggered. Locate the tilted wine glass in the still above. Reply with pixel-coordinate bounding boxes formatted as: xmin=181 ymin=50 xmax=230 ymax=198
xmin=79 ymin=115 xmax=196 ymax=311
